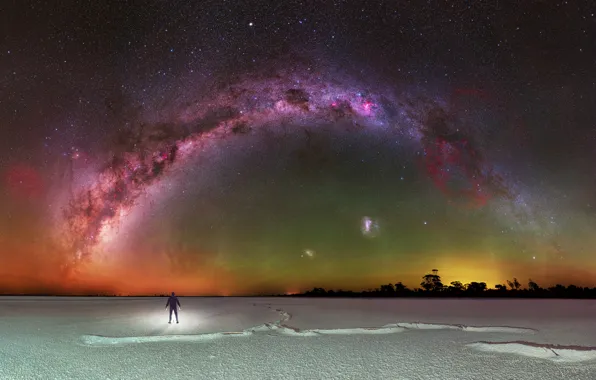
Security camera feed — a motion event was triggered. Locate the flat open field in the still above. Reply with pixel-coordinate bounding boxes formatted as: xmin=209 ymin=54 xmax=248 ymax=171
xmin=1 ymin=297 xmax=595 ymax=379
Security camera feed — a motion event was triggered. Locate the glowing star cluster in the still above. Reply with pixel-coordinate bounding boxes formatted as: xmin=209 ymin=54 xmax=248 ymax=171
xmin=56 ymin=62 xmax=542 ymax=273
xmin=361 ymin=216 xmax=380 ymax=238
xmin=302 ymin=249 xmax=316 ymax=259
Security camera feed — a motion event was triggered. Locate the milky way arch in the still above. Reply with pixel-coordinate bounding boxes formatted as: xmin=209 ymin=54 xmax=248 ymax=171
xmin=58 ymin=63 xmax=517 ymax=274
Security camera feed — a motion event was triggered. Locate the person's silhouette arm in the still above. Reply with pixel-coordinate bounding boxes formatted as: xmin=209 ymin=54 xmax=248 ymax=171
xmin=165 ymin=297 xmax=169 ymax=309
xmin=177 ymin=298 xmax=181 ymax=310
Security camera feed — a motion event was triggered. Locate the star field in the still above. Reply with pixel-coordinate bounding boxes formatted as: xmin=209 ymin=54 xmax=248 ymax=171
xmin=1 ymin=1 xmax=596 ymax=295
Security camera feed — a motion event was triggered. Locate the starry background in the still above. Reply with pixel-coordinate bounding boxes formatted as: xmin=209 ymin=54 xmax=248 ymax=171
xmin=1 ymin=1 xmax=596 ymax=295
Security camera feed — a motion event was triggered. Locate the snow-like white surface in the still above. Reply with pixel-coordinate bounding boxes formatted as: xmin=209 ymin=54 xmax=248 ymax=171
xmin=468 ymin=342 xmax=596 ymax=363
xmin=1 ymin=297 xmax=595 ymax=379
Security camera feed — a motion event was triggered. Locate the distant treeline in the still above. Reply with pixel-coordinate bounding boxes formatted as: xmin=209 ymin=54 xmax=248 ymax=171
xmin=289 ymin=270 xmax=596 ymax=299
xmin=3 ymin=270 xmax=596 ymax=298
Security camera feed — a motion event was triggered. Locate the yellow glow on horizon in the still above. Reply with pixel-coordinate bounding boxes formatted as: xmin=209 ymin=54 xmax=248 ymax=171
xmin=429 ymin=252 xmax=506 ymax=288
xmin=3 ymin=243 xmax=596 ymax=295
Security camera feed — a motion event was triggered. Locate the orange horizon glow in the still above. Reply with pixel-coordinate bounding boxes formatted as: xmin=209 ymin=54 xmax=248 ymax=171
xmin=2 ymin=244 xmax=596 ymax=296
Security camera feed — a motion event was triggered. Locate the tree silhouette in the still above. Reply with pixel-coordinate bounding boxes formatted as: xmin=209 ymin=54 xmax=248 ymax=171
xmin=528 ymin=279 xmax=541 ymax=292
xmin=466 ymin=282 xmax=487 ymax=293
xmin=379 ymin=284 xmax=396 ymax=294
xmin=394 ymin=282 xmax=408 ymax=292
xmin=548 ymin=284 xmax=565 ymax=295
xmin=421 ymin=269 xmax=443 ymax=292
xmin=308 ymin=287 xmax=327 ymax=295
xmin=448 ymin=281 xmax=465 ymax=292
xmin=507 ymin=278 xmax=521 ymax=290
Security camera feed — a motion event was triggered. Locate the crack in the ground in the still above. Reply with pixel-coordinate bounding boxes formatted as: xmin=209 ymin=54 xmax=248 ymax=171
xmin=80 ymin=303 xmax=546 ymax=349
xmin=468 ymin=341 xmax=596 ymax=363
xmin=257 ymin=303 xmax=536 ymax=336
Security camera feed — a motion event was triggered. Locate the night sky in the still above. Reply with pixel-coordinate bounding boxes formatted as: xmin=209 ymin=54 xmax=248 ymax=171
xmin=1 ymin=1 xmax=596 ymax=295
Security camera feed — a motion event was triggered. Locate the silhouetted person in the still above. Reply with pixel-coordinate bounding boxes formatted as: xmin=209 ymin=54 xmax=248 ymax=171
xmin=165 ymin=291 xmax=181 ymax=324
